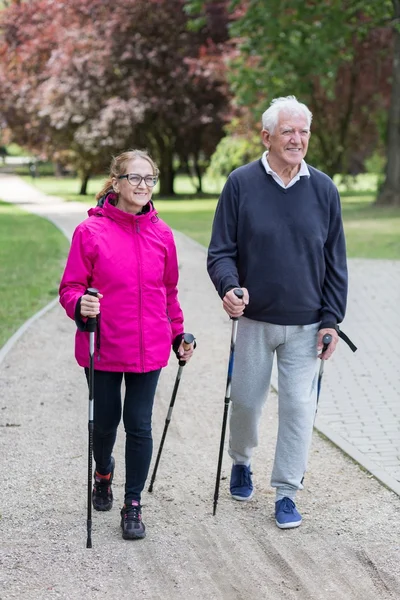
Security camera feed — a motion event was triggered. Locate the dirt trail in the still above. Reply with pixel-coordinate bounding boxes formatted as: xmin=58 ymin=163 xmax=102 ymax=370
xmin=1 ymin=233 xmax=399 ymax=600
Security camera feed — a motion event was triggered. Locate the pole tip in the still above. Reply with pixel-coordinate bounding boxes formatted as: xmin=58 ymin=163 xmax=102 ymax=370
xmin=86 ymin=538 xmax=92 ymax=549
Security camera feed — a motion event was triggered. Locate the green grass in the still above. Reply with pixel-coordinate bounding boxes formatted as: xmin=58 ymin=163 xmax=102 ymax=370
xmin=22 ymin=173 xmax=400 ymax=259
xmin=341 ymin=195 xmax=400 ymax=259
xmin=0 ymin=200 xmax=70 ymax=349
xmin=156 ymin=200 xmax=218 ymax=247
xmin=157 ymin=195 xmax=400 ymax=259
xmin=1 ymin=174 xmax=397 ymax=352
xmin=21 ymin=174 xmax=104 ymax=202
xmin=20 ymin=172 xmax=225 ymax=201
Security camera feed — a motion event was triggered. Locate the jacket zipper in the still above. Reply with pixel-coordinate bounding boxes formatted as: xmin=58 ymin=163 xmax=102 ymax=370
xmin=134 ymin=220 xmax=145 ymax=372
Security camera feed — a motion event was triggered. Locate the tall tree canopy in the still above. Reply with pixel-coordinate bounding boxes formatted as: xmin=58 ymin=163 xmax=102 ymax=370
xmin=186 ymin=0 xmax=395 ymax=190
xmin=0 ymin=0 xmax=231 ymax=194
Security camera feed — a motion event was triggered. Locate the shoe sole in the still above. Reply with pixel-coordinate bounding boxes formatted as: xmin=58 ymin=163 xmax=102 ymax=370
xmin=275 ymin=519 xmax=302 ymax=529
xmin=92 ymin=502 xmax=113 ymax=512
xmin=122 ymin=531 xmax=146 ymax=540
xmin=231 ymin=491 xmax=254 ymax=502
xmin=121 ymin=522 xmax=146 ymax=540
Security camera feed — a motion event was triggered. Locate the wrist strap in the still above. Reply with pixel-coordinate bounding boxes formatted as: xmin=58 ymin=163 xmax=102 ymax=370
xmin=336 ymin=326 xmax=357 ymax=352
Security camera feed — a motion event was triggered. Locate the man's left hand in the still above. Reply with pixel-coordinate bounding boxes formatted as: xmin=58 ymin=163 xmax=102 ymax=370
xmin=317 ymin=328 xmax=338 ymax=360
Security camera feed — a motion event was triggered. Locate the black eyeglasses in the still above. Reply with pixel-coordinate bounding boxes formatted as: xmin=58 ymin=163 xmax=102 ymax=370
xmin=118 ymin=173 xmax=158 ymax=187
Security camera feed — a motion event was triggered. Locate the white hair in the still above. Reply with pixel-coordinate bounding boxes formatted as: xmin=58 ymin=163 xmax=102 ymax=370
xmin=261 ymin=96 xmax=313 ymax=133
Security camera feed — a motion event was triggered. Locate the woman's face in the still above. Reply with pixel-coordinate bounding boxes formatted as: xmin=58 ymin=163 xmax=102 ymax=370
xmin=113 ymin=157 xmax=156 ymax=214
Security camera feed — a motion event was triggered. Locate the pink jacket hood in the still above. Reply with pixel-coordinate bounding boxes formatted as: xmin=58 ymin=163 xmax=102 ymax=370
xmin=59 ymin=198 xmax=184 ymax=372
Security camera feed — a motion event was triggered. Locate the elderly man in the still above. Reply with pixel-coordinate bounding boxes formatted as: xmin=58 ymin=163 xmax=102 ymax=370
xmin=207 ymin=95 xmax=347 ymax=528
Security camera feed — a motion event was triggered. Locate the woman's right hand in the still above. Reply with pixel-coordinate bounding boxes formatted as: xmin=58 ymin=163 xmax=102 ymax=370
xmin=80 ymin=292 xmax=103 ymax=318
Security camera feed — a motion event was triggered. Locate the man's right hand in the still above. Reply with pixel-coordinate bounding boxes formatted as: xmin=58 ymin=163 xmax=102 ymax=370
xmin=80 ymin=292 xmax=103 ymax=318
xmin=222 ymin=287 xmax=249 ymax=318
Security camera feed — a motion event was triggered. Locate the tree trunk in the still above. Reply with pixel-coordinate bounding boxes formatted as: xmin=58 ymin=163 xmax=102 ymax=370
xmin=376 ymin=1 xmax=400 ymax=206
xmin=158 ymin=148 xmax=175 ymax=196
xmin=79 ymin=173 xmax=90 ymax=195
xmin=193 ymin=154 xmax=203 ymax=193
xmin=54 ymin=161 xmax=64 ymax=177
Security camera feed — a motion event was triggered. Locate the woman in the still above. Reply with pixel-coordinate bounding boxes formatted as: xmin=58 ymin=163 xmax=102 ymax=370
xmin=59 ymin=150 xmax=194 ymax=540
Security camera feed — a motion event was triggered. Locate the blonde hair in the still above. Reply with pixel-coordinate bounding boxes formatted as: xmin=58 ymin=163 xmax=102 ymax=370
xmin=96 ymin=150 xmax=159 ymax=202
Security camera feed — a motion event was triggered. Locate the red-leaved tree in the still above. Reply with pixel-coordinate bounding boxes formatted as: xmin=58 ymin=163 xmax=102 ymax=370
xmin=0 ymin=0 xmax=231 ymax=194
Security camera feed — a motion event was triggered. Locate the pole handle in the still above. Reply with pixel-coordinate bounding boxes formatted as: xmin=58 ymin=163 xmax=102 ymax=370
xmin=178 ymin=332 xmax=195 ymax=367
xmin=231 ymin=288 xmax=244 ymax=322
xmin=85 ymin=288 xmax=99 ymax=332
xmin=87 ymin=287 xmax=99 ymax=297
xmin=322 ymin=333 xmax=332 ymax=353
xmin=183 ymin=332 xmax=195 ymax=349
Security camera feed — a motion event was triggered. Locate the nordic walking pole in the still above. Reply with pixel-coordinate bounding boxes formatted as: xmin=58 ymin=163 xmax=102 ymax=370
xmin=317 ymin=333 xmax=333 ymax=408
xmin=213 ymin=288 xmax=244 ymax=516
xmin=300 ymin=332 xmax=333 ymax=486
xmin=148 ymin=332 xmax=195 ymax=493
xmin=86 ymin=287 xmax=99 ymax=549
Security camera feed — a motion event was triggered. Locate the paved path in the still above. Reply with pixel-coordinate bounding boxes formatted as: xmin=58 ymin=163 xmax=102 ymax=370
xmin=313 ymin=259 xmax=400 ymax=494
xmin=1 ymin=173 xmax=399 ymax=499
xmin=1 ymin=174 xmax=400 ymax=600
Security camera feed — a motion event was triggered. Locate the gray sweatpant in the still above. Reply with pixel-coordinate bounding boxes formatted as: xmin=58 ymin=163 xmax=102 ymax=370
xmin=228 ymin=317 xmax=319 ymax=501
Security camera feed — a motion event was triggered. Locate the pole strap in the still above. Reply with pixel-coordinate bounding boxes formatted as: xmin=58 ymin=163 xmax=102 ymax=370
xmin=336 ymin=326 xmax=357 ymax=353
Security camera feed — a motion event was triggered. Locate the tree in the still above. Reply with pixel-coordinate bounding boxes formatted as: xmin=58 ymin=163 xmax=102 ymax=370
xmin=186 ymin=0 xmax=393 ymax=179
xmin=377 ymin=0 xmax=400 ymax=206
xmin=0 ymin=1 xmax=114 ymax=192
xmin=0 ymin=0 xmax=231 ymax=194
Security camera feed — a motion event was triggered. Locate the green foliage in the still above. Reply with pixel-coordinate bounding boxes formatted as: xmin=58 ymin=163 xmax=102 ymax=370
xmin=4 ymin=143 xmax=25 ymax=157
xmin=230 ymin=1 xmax=392 ymax=70
xmin=206 ymin=134 xmax=261 ymax=178
xmin=364 ymin=151 xmax=386 ymax=175
xmin=186 ymin=0 xmax=394 ymax=178
xmin=227 ymin=0 xmax=392 ymax=109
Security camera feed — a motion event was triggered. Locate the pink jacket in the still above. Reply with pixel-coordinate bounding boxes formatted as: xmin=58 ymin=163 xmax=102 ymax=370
xmin=59 ymin=197 xmax=184 ymax=372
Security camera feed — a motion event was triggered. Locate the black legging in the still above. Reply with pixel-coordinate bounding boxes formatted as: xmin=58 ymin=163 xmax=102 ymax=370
xmin=85 ymin=369 xmax=161 ymax=504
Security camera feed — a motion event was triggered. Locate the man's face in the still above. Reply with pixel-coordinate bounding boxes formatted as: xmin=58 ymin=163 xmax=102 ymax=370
xmin=262 ymin=112 xmax=310 ymax=171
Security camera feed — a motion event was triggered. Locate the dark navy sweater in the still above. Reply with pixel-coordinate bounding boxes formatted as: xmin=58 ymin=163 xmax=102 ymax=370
xmin=207 ymin=159 xmax=348 ymax=328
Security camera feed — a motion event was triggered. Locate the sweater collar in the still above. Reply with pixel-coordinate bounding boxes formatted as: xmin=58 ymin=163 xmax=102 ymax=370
xmin=261 ymin=151 xmax=310 ymax=189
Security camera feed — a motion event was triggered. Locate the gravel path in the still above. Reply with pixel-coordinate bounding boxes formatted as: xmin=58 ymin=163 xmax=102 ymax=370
xmin=0 ymin=202 xmax=400 ymax=598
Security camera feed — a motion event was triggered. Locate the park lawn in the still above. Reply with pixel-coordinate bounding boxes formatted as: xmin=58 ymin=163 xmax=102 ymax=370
xmin=21 ymin=172 xmax=224 ymax=202
xmin=21 ymin=174 xmax=105 ymax=202
xmin=340 ymin=194 xmax=400 ymax=259
xmin=159 ymin=193 xmax=400 ymax=260
xmin=22 ymin=175 xmax=400 ymax=259
xmin=0 ymin=200 xmax=69 ymax=349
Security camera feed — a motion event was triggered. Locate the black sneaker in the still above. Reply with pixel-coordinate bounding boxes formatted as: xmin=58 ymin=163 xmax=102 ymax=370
xmin=92 ymin=457 xmax=115 ymax=511
xmin=120 ymin=500 xmax=146 ymax=540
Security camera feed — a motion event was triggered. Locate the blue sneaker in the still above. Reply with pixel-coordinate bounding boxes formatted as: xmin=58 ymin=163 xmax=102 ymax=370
xmin=230 ymin=464 xmax=254 ymax=501
xmin=275 ymin=497 xmax=302 ymax=529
